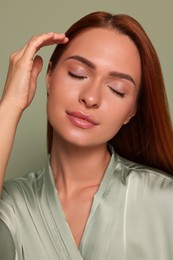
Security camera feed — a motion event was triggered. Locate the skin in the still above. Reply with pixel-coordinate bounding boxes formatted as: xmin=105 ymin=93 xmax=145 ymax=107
xmin=47 ymin=28 xmax=141 ymax=247
xmin=0 ymin=28 xmax=141 ymax=248
xmin=0 ymin=33 xmax=68 ymax=193
xmin=47 ymin=29 xmax=141 ymax=148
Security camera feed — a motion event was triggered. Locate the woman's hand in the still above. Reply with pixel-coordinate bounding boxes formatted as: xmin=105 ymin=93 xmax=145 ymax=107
xmin=1 ymin=32 xmax=68 ymax=113
xmin=0 ymin=33 xmax=68 ymax=194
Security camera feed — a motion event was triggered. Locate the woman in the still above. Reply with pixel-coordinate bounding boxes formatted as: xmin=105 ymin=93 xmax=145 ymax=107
xmin=0 ymin=11 xmax=173 ymax=260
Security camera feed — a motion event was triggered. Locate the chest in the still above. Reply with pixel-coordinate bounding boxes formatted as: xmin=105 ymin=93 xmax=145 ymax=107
xmin=58 ymin=186 xmax=98 ymax=247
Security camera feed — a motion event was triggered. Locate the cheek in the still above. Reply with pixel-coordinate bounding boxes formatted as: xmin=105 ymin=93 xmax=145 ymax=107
xmin=48 ymin=71 xmax=77 ymax=98
xmin=104 ymin=98 xmax=136 ymax=128
xmin=46 ymin=74 xmax=76 ymax=118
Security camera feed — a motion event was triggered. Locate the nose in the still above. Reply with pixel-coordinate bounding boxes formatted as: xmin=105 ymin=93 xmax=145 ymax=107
xmin=78 ymin=80 xmax=101 ymax=109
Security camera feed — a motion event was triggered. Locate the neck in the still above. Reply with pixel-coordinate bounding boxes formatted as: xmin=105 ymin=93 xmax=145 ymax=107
xmin=50 ymin=136 xmax=111 ymax=194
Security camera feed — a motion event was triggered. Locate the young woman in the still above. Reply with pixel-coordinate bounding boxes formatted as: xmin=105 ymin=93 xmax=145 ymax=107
xmin=0 ymin=11 xmax=173 ymax=260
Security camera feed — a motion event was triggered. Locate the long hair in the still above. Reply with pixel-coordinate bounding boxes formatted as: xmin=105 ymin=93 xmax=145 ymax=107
xmin=47 ymin=11 xmax=173 ymax=174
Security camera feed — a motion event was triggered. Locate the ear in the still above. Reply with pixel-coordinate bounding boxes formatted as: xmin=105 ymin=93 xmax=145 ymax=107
xmin=123 ymin=107 xmax=136 ymax=125
xmin=46 ymin=62 xmax=52 ymax=94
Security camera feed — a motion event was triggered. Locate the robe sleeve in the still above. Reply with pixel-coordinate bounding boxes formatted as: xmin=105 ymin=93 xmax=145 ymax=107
xmin=0 ymin=218 xmax=15 ymax=260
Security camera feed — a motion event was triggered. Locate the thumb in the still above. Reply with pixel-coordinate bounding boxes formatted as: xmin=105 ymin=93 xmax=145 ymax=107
xmin=32 ymin=55 xmax=43 ymax=79
xmin=29 ymin=55 xmax=43 ymax=92
xmin=28 ymin=55 xmax=43 ymax=104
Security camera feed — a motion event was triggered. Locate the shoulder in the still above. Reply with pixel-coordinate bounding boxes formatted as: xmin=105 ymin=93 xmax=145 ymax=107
xmin=115 ymin=155 xmax=173 ymax=225
xmin=0 ymin=168 xmax=47 ymax=235
xmin=114 ymin=156 xmax=173 ymax=253
xmin=2 ymin=168 xmax=46 ymax=206
xmin=116 ymin=154 xmax=173 ymax=192
xmin=3 ymin=168 xmax=45 ymax=190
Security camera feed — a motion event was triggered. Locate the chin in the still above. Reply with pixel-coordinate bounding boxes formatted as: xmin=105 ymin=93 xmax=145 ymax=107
xmin=54 ymin=130 xmax=103 ymax=148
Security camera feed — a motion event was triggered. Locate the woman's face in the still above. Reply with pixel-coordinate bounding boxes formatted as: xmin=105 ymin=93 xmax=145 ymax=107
xmin=46 ymin=28 xmax=141 ymax=147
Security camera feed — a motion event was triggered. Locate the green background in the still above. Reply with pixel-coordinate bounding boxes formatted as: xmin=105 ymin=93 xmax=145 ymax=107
xmin=0 ymin=0 xmax=172 ymax=179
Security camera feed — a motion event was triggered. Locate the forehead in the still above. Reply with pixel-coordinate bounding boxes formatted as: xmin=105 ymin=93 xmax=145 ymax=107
xmin=65 ymin=28 xmax=139 ymax=55
xmin=59 ymin=28 xmax=141 ymax=86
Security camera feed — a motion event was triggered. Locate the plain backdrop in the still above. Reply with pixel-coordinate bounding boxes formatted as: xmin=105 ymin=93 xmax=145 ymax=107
xmin=0 ymin=0 xmax=172 ymax=179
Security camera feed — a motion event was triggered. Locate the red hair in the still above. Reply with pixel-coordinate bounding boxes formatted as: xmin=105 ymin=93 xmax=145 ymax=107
xmin=47 ymin=12 xmax=173 ymax=174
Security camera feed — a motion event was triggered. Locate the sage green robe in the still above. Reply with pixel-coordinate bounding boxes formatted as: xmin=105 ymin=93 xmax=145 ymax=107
xmin=0 ymin=148 xmax=173 ymax=259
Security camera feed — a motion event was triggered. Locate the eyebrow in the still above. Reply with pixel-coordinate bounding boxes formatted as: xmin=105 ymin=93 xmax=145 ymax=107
xmin=65 ymin=55 xmax=136 ymax=86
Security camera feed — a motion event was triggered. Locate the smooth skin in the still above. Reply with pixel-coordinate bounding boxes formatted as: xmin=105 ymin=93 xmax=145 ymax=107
xmin=47 ymin=28 xmax=141 ymax=247
xmin=0 ymin=33 xmax=68 ymax=193
xmin=0 ymin=28 xmax=141 ymax=247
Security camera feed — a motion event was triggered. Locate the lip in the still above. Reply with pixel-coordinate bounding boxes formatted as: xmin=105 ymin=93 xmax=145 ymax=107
xmin=66 ymin=111 xmax=99 ymax=129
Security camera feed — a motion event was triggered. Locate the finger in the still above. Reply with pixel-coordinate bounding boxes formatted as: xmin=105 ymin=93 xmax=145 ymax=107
xmin=10 ymin=33 xmax=68 ymax=63
xmin=22 ymin=33 xmax=68 ymax=62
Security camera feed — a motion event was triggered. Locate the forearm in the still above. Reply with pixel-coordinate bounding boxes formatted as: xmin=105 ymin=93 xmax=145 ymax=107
xmin=0 ymin=33 xmax=68 ymax=195
xmin=0 ymin=100 xmax=22 ymax=195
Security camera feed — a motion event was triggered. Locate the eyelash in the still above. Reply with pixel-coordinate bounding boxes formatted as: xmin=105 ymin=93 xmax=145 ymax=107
xmin=68 ymin=72 xmax=125 ymax=98
xmin=68 ymin=71 xmax=87 ymax=80
xmin=108 ymin=86 xmax=125 ymax=98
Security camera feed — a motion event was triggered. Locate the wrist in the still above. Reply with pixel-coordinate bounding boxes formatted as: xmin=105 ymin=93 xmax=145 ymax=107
xmin=0 ymin=98 xmax=23 ymax=123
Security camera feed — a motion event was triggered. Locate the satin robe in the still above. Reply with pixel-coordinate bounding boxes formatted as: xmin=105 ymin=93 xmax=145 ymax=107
xmin=0 ymin=148 xmax=173 ymax=260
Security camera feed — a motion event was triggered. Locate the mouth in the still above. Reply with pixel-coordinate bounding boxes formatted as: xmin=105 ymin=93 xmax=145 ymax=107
xmin=66 ymin=111 xmax=99 ymax=129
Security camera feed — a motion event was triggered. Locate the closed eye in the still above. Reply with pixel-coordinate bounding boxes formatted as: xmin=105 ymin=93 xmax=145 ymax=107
xmin=68 ymin=71 xmax=87 ymax=80
xmin=108 ymin=86 xmax=125 ymax=97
